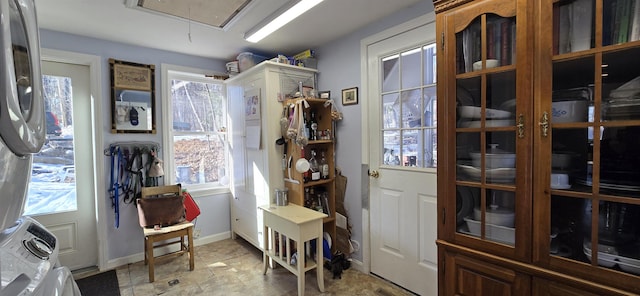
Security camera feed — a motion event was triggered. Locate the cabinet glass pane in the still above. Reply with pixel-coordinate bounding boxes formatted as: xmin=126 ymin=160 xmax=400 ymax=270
xmin=456 ymin=185 xmax=479 ymax=235
xmin=484 ymin=131 xmax=516 ymax=185
xmin=455 ymin=17 xmax=481 ymax=74
xmin=602 ymin=47 xmax=640 ymax=121
xmin=486 ymin=15 xmax=516 ymax=68
xmin=487 ymin=70 xmax=516 ymax=123
xmin=550 ymin=195 xmax=589 ymax=262
xmin=457 ymin=186 xmax=515 ymax=246
xmin=456 ymin=14 xmax=516 ymax=75
xmin=584 ymin=200 xmax=640 ymax=275
xmin=602 ymin=0 xmax=640 ymax=46
xmin=456 ymin=132 xmax=480 ymax=182
xmin=554 ymin=0 xmax=594 ymax=54
xmin=598 ymin=126 xmax=640 ymax=196
xmin=551 ymin=128 xmax=589 ymax=191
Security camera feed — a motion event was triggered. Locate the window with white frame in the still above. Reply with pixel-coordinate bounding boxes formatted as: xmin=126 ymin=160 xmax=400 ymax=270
xmin=162 ymin=65 xmax=229 ymax=193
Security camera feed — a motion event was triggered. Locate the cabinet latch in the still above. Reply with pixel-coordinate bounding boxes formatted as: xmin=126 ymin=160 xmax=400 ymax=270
xmin=517 ymin=114 xmax=525 ymax=138
xmin=539 ymin=111 xmax=549 ymax=137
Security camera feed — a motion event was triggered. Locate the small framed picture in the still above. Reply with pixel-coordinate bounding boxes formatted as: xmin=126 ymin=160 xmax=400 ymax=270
xmin=342 ymin=87 xmax=358 ymax=106
xmin=319 ymin=91 xmax=331 ymax=99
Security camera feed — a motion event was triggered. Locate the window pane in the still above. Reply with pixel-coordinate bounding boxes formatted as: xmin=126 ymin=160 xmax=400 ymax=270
xmin=383 ymin=93 xmax=400 ymax=129
xmin=25 ymin=75 xmax=77 ymax=215
xmin=171 ymin=80 xmax=225 ymax=132
xmin=401 ymin=89 xmax=422 ymax=128
xmin=424 ymin=44 xmax=437 ymax=85
xmin=401 ymin=47 xmax=422 ymax=89
xmin=382 ymin=55 xmax=400 ymax=92
xmin=174 ymin=134 xmax=227 ymax=185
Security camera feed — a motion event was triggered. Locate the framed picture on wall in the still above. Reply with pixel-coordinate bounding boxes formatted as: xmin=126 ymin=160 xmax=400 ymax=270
xmin=342 ymin=87 xmax=358 ymax=106
xmin=109 ymin=58 xmax=156 ymax=134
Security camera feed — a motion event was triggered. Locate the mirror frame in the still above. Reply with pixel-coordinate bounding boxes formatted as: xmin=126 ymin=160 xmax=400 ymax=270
xmin=109 ymin=58 xmax=156 ymax=134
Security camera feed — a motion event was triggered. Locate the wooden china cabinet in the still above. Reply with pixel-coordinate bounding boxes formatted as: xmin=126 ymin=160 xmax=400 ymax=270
xmin=435 ymin=0 xmax=640 ymax=295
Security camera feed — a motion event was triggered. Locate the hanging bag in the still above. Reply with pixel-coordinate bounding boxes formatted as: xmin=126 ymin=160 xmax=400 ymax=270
xmin=183 ymin=190 xmax=201 ymax=222
xmin=137 ymin=193 xmax=185 ymax=228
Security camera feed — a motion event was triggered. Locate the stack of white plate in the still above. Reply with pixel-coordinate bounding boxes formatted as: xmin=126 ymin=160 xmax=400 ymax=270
xmin=583 ymin=240 xmax=640 ymax=275
xmin=458 ymin=106 xmax=514 ymax=127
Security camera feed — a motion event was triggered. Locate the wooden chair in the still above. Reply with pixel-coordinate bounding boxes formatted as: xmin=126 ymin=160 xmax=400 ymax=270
xmin=138 ymin=185 xmax=194 ymax=282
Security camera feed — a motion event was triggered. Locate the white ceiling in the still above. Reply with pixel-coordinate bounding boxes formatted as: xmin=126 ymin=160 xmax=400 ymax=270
xmin=34 ymin=0 xmax=425 ymax=61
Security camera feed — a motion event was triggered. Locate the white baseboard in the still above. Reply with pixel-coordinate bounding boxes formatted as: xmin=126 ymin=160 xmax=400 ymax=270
xmin=349 ymin=258 xmax=365 ymax=273
xmin=103 ymin=231 xmax=231 ymax=271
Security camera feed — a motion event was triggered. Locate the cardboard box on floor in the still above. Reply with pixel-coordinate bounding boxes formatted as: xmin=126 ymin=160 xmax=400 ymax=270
xmin=335 ymin=171 xmax=352 ymax=256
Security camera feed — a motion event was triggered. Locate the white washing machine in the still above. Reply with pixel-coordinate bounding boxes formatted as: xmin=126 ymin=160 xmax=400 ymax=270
xmin=0 ymin=217 xmax=80 ymax=296
xmin=0 ymin=0 xmax=81 ymax=295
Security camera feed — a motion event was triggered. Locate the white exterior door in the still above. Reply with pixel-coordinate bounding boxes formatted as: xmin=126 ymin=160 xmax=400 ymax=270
xmin=25 ymin=59 xmax=98 ymax=270
xmin=366 ymin=16 xmax=438 ymax=296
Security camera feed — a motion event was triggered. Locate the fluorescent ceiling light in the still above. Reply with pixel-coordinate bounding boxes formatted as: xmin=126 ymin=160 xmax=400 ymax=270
xmin=245 ymin=0 xmax=323 ymax=43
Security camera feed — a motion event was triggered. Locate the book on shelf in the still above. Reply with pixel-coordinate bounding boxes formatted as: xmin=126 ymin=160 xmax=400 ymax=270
xmin=603 ymin=0 xmax=617 ymax=45
xmin=500 ymin=19 xmax=511 ymax=66
xmin=556 ymin=0 xmax=593 ymax=53
xmin=570 ymin=0 xmax=593 ymax=52
xmin=558 ymin=3 xmax=571 ymax=53
xmin=631 ymin=0 xmax=640 ymax=41
xmin=487 ymin=22 xmax=496 ymax=60
xmin=606 ymin=0 xmax=639 ymax=45
xmin=618 ymin=0 xmax=632 ymax=43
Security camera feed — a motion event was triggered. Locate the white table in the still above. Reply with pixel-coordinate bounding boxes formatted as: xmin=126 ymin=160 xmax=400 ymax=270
xmin=259 ymin=204 xmax=327 ymax=296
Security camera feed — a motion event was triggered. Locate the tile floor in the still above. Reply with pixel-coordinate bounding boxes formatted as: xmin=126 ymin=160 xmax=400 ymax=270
xmin=107 ymin=237 xmax=415 ymax=296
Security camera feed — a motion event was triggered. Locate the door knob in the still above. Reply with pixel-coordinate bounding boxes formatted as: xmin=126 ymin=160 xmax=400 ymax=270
xmin=369 ymin=170 xmax=380 ymax=178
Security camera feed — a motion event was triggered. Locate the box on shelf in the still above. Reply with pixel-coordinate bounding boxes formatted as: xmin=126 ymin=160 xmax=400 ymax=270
xmin=237 ymin=52 xmax=268 ymax=72
xmin=296 ymin=57 xmax=317 ymax=69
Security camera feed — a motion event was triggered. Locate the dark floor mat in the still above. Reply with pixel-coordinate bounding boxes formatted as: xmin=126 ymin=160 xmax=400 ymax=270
xmin=76 ymin=269 xmax=120 ymax=296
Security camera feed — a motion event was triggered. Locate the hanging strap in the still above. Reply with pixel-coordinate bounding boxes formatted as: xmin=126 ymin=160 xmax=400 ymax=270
xmin=108 ymin=145 xmax=122 ymax=228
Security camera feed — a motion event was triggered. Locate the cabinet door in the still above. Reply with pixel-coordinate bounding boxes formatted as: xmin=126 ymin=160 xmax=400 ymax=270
xmin=438 ymin=0 xmax=534 ymax=261
xmin=443 ymin=251 xmax=530 ymax=296
xmin=535 ymin=0 xmax=640 ymax=293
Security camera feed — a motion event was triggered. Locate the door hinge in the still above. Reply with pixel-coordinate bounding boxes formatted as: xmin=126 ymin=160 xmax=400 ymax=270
xmin=441 ymin=32 xmax=445 ymax=51
xmin=442 ymin=208 xmax=446 ymax=225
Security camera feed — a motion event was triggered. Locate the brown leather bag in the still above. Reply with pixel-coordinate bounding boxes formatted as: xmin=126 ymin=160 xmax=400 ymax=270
xmin=137 ymin=193 xmax=185 ymax=228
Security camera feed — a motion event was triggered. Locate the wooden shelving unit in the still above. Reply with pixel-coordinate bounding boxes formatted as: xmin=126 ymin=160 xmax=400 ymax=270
xmin=283 ymin=98 xmax=337 ymax=251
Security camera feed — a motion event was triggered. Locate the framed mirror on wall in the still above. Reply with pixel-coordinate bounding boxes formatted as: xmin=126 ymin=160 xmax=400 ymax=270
xmin=109 ymin=58 xmax=156 ymax=133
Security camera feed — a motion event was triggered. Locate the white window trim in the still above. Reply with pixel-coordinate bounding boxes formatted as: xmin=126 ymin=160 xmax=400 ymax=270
xmin=160 ymin=63 xmax=230 ymax=197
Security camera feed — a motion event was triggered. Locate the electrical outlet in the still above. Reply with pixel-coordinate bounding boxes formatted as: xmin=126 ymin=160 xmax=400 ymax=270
xmin=194 ymin=228 xmax=201 ymax=238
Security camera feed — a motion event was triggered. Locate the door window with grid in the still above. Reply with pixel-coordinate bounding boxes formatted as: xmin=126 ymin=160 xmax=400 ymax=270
xmin=382 ymin=44 xmax=437 ymax=168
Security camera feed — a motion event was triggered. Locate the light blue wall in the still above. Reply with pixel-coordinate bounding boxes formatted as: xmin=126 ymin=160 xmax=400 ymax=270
xmin=316 ymin=1 xmax=434 ymax=262
xmin=40 ymin=29 xmax=231 ymax=261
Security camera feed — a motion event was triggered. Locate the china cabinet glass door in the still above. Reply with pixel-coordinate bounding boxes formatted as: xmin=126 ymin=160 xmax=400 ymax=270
xmin=444 ymin=0 xmax=532 ymax=261
xmin=542 ymin=0 xmax=640 ymax=291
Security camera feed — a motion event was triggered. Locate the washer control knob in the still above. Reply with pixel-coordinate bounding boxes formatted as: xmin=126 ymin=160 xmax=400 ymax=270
xmin=23 ymin=237 xmax=53 ymax=260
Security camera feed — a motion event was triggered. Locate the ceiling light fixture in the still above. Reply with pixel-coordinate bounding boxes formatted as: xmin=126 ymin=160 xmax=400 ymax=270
xmin=244 ymin=0 xmax=323 ymax=43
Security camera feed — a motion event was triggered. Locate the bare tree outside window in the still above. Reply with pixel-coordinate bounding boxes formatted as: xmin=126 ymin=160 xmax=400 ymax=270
xmin=170 ymin=78 xmax=228 ymax=187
